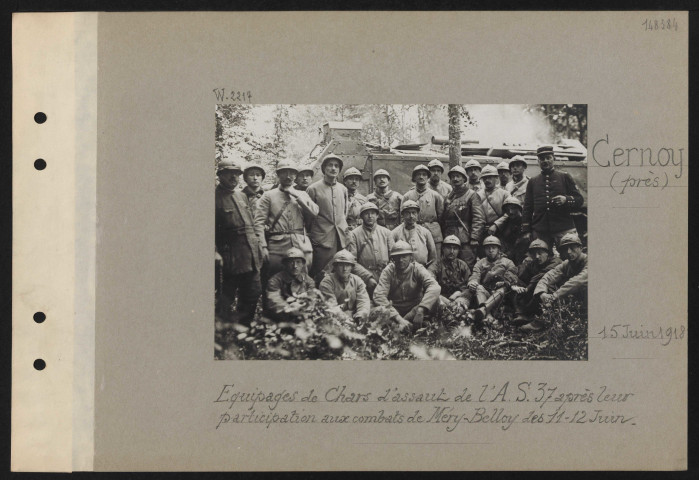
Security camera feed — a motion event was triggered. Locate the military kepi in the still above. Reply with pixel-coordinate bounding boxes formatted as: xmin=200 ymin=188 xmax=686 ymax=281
xmin=536 ymin=145 xmax=554 ymax=157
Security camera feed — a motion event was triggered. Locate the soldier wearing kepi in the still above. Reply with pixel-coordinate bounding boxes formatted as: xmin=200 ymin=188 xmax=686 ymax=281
xmin=522 ymin=146 xmax=584 ymax=249
xmin=428 ymin=235 xmax=471 ymax=308
xmin=367 ymin=169 xmax=403 ymax=231
xmin=215 ymin=159 xmax=264 ymax=324
xmin=306 ymin=154 xmax=350 ymax=278
xmin=464 ymin=159 xmax=485 ymax=193
xmin=293 ymin=165 xmax=314 ymax=191
xmin=466 ymin=236 xmax=519 ymax=329
xmin=391 ymin=200 xmax=437 ymax=268
xmin=254 ymin=161 xmax=319 ymax=278
xmin=374 ymin=241 xmax=441 ymax=330
xmin=497 ymin=161 xmax=512 ymax=189
xmin=319 ymin=250 xmax=371 ymax=323
xmin=505 ymin=155 xmax=529 ymax=204
xmin=346 ymin=202 xmax=394 ymax=295
xmin=478 ymin=165 xmax=511 ymax=248
xmin=342 ymin=167 xmax=367 ymax=229
xmin=525 ymin=233 xmax=588 ymax=332
xmin=263 ymin=247 xmax=316 ymax=323
xmin=241 ymin=162 xmax=266 ymax=208
xmin=441 ymin=165 xmax=485 ymax=269
xmin=427 ymin=158 xmax=453 ymax=198
xmin=510 ymin=239 xmax=562 ymax=328
xmin=403 ymin=164 xmax=445 ymax=252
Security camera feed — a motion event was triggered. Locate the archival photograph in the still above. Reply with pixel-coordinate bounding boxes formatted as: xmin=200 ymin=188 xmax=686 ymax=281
xmin=214 ymin=104 xmax=588 ymax=360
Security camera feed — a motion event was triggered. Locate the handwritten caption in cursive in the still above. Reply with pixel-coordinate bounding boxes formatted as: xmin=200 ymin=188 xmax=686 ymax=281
xmin=214 ymin=383 xmax=636 ymax=431
xmin=596 ymin=324 xmax=686 ymax=346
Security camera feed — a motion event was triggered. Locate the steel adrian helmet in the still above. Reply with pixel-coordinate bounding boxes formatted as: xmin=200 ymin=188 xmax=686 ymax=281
xmin=528 ymin=239 xmax=550 ymax=252
xmin=390 ymin=240 xmax=414 ymax=258
xmin=503 ymin=196 xmax=523 ymax=210
xmin=465 ymin=159 xmax=482 ymax=171
xmin=275 ymin=160 xmax=299 ymax=174
xmin=442 ymin=235 xmax=462 ymax=247
xmin=558 ymin=233 xmax=582 ymax=248
xmin=373 ymin=168 xmax=391 ymax=180
xmin=482 ymin=236 xmax=502 ymax=247
xmin=496 ymin=161 xmax=510 ymax=172
xmin=321 ymin=154 xmax=344 ymax=173
xmin=447 ymin=165 xmax=468 ymax=180
xmin=480 ymin=165 xmax=499 ymax=178
xmin=332 ymin=250 xmax=356 ymax=266
xmin=282 ymin=247 xmax=306 ymax=263
xmin=359 ymin=202 xmax=380 ymax=216
xmin=217 ymin=158 xmax=243 ymax=174
xmin=296 ymin=165 xmax=314 ymax=175
xmin=509 ymin=155 xmax=527 ymax=168
xmin=400 ymin=199 xmax=420 ymax=214
xmin=536 ymin=145 xmax=555 ymax=158
xmin=342 ymin=167 xmax=363 ymax=180
xmin=243 ymin=163 xmax=266 ymax=179
xmin=411 ymin=164 xmax=431 ymax=181
xmin=427 ymin=158 xmax=445 ymax=172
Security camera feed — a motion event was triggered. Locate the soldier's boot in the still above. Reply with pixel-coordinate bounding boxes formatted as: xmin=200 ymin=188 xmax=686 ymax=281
xmin=520 ymin=319 xmax=546 ymax=333
xmin=511 ymin=313 xmax=533 ymax=327
xmin=474 ymin=288 xmax=505 ymax=327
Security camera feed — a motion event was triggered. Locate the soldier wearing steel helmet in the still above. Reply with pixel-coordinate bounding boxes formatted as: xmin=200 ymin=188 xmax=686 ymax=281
xmin=215 ymin=158 xmax=264 ymax=324
xmin=464 ymin=158 xmax=485 ymax=192
xmin=293 ymin=165 xmax=314 ymax=191
xmin=306 ymin=154 xmax=350 ymax=278
xmin=254 ymin=160 xmax=319 ymax=278
xmin=427 ymin=158 xmax=453 ymax=198
xmin=318 ymin=250 xmax=371 ymax=322
xmin=367 ymin=168 xmax=403 ymax=231
xmin=428 ymin=235 xmax=472 ymax=308
xmin=263 ymin=247 xmax=316 ymax=323
xmin=346 ymin=202 xmax=395 ymax=295
xmin=374 ymin=241 xmax=441 ymax=330
xmin=403 ymin=164 xmax=445 ymax=252
xmin=342 ymin=167 xmax=367 ymax=229
xmin=510 ymin=239 xmax=562 ymax=328
xmin=505 ymin=155 xmax=529 ymax=203
xmin=496 ymin=160 xmax=512 ymax=189
xmin=391 ymin=200 xmax=437 ymax=268
xmin=242 ymin=162 xmax=266 ymax=208
xmin=497 ymin=196 xmax=529 ymax=266
xmin=477 ymin=165 xmax=511 ymax=248
xmin=441 ymin=165 xmax=485 ymax=269
xmin=466 ymin=236 xmax=518 ymax=329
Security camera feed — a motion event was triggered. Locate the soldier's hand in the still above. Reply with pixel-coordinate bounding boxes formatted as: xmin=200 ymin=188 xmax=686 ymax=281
xmin=511 ymin=285 xmax=526 ymax=294
xmin=494 ymin=281 xmax=505 ymax=289
xmin=448 ymin=291 xmax=462 ymax=301
xmin=540 ymin=293 xmax=553 ymax=305
xmin=353 ymin=311 xmax=368 ymax=323
xmin=552 ymin=195 xmax=567 ymax=206
xmin=393 ymin=315 xmax=411 ymax=331
xmin=468 ymin=281 xmax=478 ymax=292
xmin=455 ymin=296 xmax=470 ymax=308
xmin=487 ymin=225 xmax=498 ymax=235
xmin=215 ymin=251 xmax=223 ymax=266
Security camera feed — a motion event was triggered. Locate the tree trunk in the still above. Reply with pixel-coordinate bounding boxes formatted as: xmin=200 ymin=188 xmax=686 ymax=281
xmin=447 ymin=104 xmax=461 ymax=168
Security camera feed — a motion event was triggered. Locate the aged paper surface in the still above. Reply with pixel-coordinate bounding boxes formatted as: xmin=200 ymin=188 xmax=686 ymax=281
xmin=12 ymin=11 xmax=687 ymax=471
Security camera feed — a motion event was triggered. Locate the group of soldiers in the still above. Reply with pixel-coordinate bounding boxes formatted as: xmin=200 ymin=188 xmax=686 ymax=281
xmin=216 ymin=145 xmax=587 ymax=334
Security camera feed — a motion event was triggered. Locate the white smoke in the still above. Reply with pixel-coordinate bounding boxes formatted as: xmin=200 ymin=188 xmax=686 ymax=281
xmin=462 ymin=104 xmax=554 ymax=146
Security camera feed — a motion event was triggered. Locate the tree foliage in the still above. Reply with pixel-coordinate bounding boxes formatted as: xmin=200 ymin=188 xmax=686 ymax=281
xmin=525 ymin=104 xmax=588 ymax=147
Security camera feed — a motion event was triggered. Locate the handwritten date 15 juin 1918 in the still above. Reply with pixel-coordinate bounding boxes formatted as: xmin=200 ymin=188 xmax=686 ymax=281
xmin=596 ymin=324 xmax=686 ymax=345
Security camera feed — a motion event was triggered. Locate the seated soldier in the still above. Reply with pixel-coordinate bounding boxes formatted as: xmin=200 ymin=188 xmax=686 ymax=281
xmin=497 ymin=196 xmax=529 ymax=266
xmin=524 ymin=233 xmax=587 ymax=332
xmin=466 ymin=236 xmax=519 ymax=329
xmin=374 ymin=241 xmax=441 ymax=330
xmin=319 ymin=250 xmax=371 ymax=323
xmin=263 ymin=247 xmax=316 ymax=323
xmin=391 ymin=200 xmax=437 ymax=268
xmin=346 ymin=202 xmax=394 ymax=296
xmin=510 ymin=239 xmax=562 ymax=328
xmin=428 ymin=235 xmax=471 ymax=308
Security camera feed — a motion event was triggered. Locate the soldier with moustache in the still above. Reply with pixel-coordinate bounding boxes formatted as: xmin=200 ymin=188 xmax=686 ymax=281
xmin=497 ymin=160 xmax=512 ymax=189
xmin=367 ymin=169 xmax=403 ymax=231
xmin=319 ymin=250 xmax=371 ymax=323
xmin=427 ymin=158 xmax=453 ymax=198
xmin=403 ymin=164 xmax=445 ymax=252
xmin=391 ymin=200 xmax=438 ymax=268
xmin=293 ymin=165 xmax=314 ymax=191
xmin=428 ymin=235 xmax=472 ymax=309
xmin=464 ymin=159 xmax=485 ymax=193
xmin=342 ymin=167 xmax=367 ymax=229
xmin=477 ymin=165 xmax=511 ymax=256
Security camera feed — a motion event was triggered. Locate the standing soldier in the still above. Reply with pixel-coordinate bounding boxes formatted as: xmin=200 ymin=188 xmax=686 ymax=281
xmin=466 ymin=236 xmax=519 ymax=329
xmin=254 ymin=161 xmax=319 ymax=278
xmin=497 ymin=161 xmax=512 ymax=189
xmin=215 ymin=159 xmax=264 ymax=324
xmin=427 ymin=158 xmax=453 ymax=198
xmin=391 ymin=200 xmax=437 ymax=268
xmin=522 ymin=146 xmax=584 ymax=249
xmin=374 ymin=241 xmax=441 ymax=330
xmin=403 ymin=164 xmax=445 ymax=252
xmin=464 ymin=159 xmax=484 ymax=193
xmin=497 ymin=196 xmax=529 ymax=266
xmin=347 ymin=202 xmax=394 ymax=295
xmin=293 ymin=165 xmax=315 ymax=191
xmin=441 ymin=165 xmax=485 ymax=270
xmin=242 ymin=163 xmax=266 ymax=207
xmin=306 ymin=154 xmax=350 ymax=278
xmin=510 ymin=239 xmax=562 ymax=328
xmin=479 ymin=165 xmax=511 ymax=241
xmin=428 ymin=235 xmax=471 ymax=308
xmin=263 ymin=247 xmax=316 ymax=323
xmin=367 ymin=169 xmax=403 ymax=231
xmin=505 ymin=155 xmax=529 ymax=203
xmin=319 ymin=250 xmax=371 ymax=323
xmin=342 ymin=167 xmax=367 ymax=229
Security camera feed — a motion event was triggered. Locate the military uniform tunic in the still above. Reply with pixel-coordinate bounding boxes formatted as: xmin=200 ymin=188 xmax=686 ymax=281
xmin=367 ymin=189 xmax=403 ymax=231
xmin=477 ymin=187 xmax=511 ymax=227
xmin=403 ymin=187 xmax=445 ymax=245
xmin=319 ymin=272 xmax=371 ymax=319
xmin=522 ymin=169 xmax=584 ymax=238
xmin=347 ymin=224 xmax=394 ymax=284
xmin=441 ymin=186 xmax=485 ymax=268
xmin=264 ymin=270 xmax=316 ymax=321
xmin=428 ymin=180 xmax=452 ymax=200
xmin=306 ymin=179 xmax=350 ymax=275
xmin=346 ymin=191 xmax=368 ymax=229
xmin=428 ymin=256 xmax=471 ymax=298
xmin=468 ymin=253 xmax=519 ymax=306
xmin=374 ymin=262 xmax=441 ymax=317
xmin=391 ymin=224 xmax=437 ymax=267
xmin=534 ymin=253 xmax=588 ymax=300
xmin=505 ymin=175 xmax=529 ymax=204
